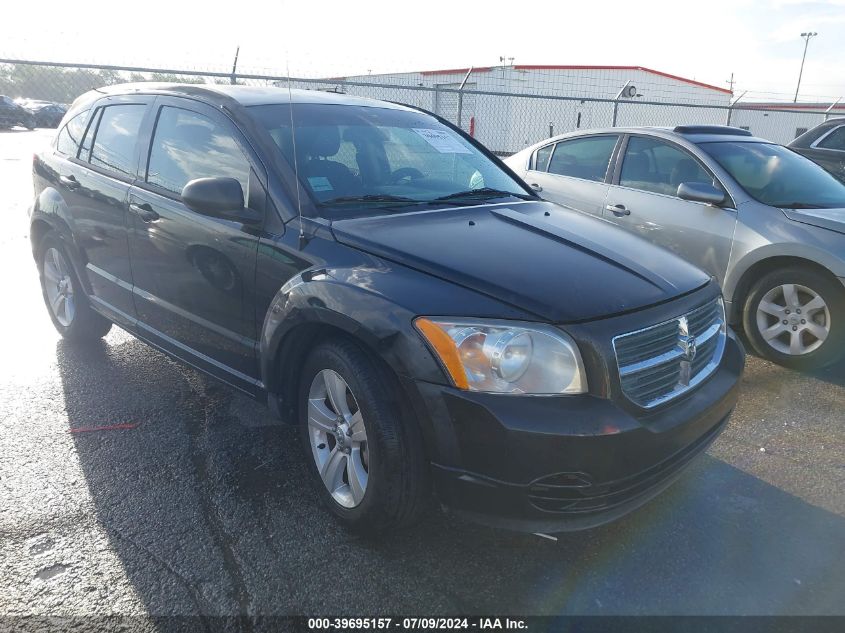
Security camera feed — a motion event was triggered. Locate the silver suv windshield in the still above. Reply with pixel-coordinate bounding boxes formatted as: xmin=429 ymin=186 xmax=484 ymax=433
xmin=248 ymin=103 xmax=532 ymax=216
xmin=700 ymin=141 xmax=845 ymax=209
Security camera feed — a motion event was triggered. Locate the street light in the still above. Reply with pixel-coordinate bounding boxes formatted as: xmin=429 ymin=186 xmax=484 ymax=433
xmin=794 ymin=31 xmax=818 ymax=103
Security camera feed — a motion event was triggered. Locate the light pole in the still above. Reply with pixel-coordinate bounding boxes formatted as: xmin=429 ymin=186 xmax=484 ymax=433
xmin=794 ymin=31 xmax=817 ymax=103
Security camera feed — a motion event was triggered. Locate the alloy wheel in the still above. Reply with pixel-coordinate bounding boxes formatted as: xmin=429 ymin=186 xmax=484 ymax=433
xmin=755 ymin=283 xmax=830 ymax=355
xmin=43 ymin=247 xmax=76 ymax=327
xmin=307 ymin=369 xmax=369 ymax=508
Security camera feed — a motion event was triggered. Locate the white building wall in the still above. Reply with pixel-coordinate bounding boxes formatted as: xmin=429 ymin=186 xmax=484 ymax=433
xmin=291 ymin=66 xmax=736 ymax=153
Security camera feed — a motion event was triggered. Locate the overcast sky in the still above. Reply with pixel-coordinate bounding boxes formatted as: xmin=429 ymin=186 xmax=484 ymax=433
xmin=3 ymin=0 xmax=843 ymax=102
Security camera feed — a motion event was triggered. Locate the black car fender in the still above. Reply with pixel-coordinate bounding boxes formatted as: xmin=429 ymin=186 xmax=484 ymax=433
xmin=29 ymin=191 xmax=93 ymax=295
xmin=260 ymin=271 xmax=448 ymax=392
xmin=258 ymin=270 xmax=455 ymax=459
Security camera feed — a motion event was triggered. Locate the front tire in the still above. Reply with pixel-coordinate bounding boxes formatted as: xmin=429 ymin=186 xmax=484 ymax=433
xmin=298 ymin=338 xmax=429 ymax=534
xmin=37 ymin=235 xmax=112 ymax=341
xmin=742 ymin=266 xmax=844 ymax=370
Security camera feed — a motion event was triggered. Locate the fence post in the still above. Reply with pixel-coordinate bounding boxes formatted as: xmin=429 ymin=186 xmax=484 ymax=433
xmin=612 ymin=100 xmax=619 ymax=127
xmin=726 ymin=90 xmax=747 ymax=126
xmin=230 ymin=46 xmax=239 ymax=85
xmin=824 ymin=97 xmax=842 ymax=121
xmin=456 ymin=66 xmax=474 ymax=130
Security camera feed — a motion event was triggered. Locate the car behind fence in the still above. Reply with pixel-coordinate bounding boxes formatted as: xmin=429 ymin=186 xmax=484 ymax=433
xmin=1 ymin=58 xmax=842 ymax=154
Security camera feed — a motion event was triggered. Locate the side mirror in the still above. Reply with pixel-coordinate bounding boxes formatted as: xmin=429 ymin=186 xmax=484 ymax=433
xmin=181 ymin=177 xmax=260 ymax=223
xmin=677 ymin=182 xmax=726 ymax=206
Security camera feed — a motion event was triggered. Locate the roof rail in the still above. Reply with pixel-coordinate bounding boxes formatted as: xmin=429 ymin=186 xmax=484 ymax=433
xmin=673 ymin=125 xmax=753 ymax=136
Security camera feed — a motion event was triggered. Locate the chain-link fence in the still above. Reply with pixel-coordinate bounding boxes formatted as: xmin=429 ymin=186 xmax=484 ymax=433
xmin=2 ymin=59 xmax=842 ymax=155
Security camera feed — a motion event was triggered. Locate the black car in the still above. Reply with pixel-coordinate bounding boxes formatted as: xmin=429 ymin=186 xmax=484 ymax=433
xmin=29 ymin=84 xmax=744 ymax=534
xmin=0 ymin=95 xmax=35 ymax=129
xmin=27 ymin=102 xmax=68 ymax=128
xmin=790 ymin=118 xmax=845 ymax=183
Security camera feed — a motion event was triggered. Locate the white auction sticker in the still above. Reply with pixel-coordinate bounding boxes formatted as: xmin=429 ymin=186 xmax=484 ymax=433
xmin=412 ymin=128 xmax=472 ymax=154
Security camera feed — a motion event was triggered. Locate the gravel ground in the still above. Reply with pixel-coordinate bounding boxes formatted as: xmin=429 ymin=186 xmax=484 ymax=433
xmin=0 ymin=130 xmax=843 ymax=622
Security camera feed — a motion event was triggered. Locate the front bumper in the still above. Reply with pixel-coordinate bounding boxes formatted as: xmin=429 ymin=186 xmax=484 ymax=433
xmin=412 ymin=330 xmax=744 ymax=533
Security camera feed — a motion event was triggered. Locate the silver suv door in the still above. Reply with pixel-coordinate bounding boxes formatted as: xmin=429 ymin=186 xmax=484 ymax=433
xmin=523 ymin=135 xmax=620 ymax=217
xmin=604 ymin=134 xmax=737 ymax=284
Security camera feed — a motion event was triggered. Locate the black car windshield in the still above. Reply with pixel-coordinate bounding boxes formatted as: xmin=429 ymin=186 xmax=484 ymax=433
xmin=699 ymin=141 xmax=845 ymax=208
xmin=248 ymin=103 xmax=531 ymax=216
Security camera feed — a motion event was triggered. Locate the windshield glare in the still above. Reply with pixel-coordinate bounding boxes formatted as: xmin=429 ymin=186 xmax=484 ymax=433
xmin=700 ymin=141 xmax=845 ymax=208
xmin=248 ymin=103 xmax=529 ymax=215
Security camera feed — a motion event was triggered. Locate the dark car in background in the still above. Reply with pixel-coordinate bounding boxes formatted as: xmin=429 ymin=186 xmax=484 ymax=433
xmin=0 ymin=95 xmax=35 ymax=129
xmin=29 ymin=84 xmax=743 ymax=534
xmin=790 ymin=118 xmax=845 ymax=183
xmin=25 ymin=101 xmax=68 ymax=128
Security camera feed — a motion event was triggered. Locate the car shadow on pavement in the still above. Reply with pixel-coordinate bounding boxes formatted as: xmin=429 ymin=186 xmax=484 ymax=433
xmin=56 ymin=336 xmax=845 ymax=621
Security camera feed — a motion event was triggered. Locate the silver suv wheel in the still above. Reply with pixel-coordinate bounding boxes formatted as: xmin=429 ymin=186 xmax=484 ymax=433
xmin=755 ymin=283 xmax=830 ymax=355
xmin=307 ymin=369 xmax=369 ymax=508
xmin=43 ymin=247 xmax=76 ymax=327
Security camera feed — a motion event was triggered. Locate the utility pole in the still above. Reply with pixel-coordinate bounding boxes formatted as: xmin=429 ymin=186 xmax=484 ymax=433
xmin=726 ymin=72 xmax=735 ymax=94
xmin=230 ymin=45 xmax=240 ymax=85
xmin=794 ymin=32 xmax=817 ymax=103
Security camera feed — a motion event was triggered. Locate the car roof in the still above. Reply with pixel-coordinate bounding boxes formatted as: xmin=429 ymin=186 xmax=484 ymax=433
xmin=522 ymin=125 xmax=771 ymax=152
xmin=74 ymin=82 xmax=416 ymax=111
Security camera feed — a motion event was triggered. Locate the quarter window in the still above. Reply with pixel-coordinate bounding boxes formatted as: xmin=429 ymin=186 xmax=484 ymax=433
xmin=547 ymin=136 xmax=618 ymax=182
xmin=532 ymin=144 xmax=553 ymax=172
xmin=818 ymin=126 xmax=845 ymax=151
xmin=55 ymin=110 xmax=89 ymax=157
xmin=620 ymin=137 xmax=713 ymax=197
xmin=88 ymin=105 xmax=146 ymax=176
xmin=147 ymin=106 xmax=250 ymax=196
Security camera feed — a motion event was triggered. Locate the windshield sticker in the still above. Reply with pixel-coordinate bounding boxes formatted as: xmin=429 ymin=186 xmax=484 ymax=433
xmin=412 ymin=128 xmax=472 ymax=154
xmin=307 ymin=176 xmax=333 ymax=192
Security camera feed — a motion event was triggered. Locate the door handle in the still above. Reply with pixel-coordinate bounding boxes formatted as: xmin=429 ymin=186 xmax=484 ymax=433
xmin=530 ymin=183 xmax=543 ymax=192
xmin=59 ymin=175 xmax=80 ymax=190
xmin=606 ymin=203 xmax=631 ymax=216
xmin=129 ymin=202 xmax=160 ymax=223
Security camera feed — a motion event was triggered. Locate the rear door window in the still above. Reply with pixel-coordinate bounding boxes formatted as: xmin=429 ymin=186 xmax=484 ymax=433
xmin=547 ymin=136 xmax=618 ymax=182
xmin=146 ymin=106 xmax=250 ymax=196
xmin=620 ymin=137 xmax=713 ymax=196
xmin=88 ymin=105 xmax=146 ymax=176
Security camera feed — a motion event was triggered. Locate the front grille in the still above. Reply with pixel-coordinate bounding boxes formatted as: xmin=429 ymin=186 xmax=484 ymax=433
xmin=613 ymin=298 xmax=726 ymax=408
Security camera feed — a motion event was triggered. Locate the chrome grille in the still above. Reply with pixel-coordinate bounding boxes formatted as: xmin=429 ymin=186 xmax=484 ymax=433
xmin=613 ymin=299 xmax=726 ymax=408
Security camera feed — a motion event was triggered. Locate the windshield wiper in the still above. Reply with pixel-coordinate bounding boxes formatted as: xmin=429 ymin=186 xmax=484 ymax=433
xmin=433 ymin=187 xmax=534 ymax=202
xmin=774 ymin=202 xmax=827 ymax=209
xmin=321 ymin=194 xmax=420 ymax=205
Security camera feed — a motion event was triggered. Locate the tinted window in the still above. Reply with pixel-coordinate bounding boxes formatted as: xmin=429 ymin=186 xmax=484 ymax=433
xmin=89 ymin=105 xmax=146 ymax=176
xmin=818 ymin=126 xmax=845 ymax=151
xmin=533 ymin=144 xmax=553 ymax=171
xmin=620 ymin=137 xmax=713 ymax=196
xmin=56 ymin=110 xmax=88 ymax=156
xmin=147 ymin=107 xmax=250 ymax=196
xmin=700 ymin=141 xmax=845 ymax=208
xmin=547 ymin=136 xmax=617 ymax=182
xmin=249 ymin=103 xmax=528 ymax=215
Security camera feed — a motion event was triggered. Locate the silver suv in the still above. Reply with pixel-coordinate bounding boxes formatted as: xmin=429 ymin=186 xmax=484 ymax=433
xmin=505 ymin=125 xmax=845 ymax=370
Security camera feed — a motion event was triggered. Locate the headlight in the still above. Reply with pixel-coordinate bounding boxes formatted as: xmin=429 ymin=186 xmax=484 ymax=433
xmin=415 ymin=318 xmax=587 ymax=394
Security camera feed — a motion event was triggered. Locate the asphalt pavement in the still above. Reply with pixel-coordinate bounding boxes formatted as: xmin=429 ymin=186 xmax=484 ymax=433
xmin=0 ymin=130 xmax=843 ymax=622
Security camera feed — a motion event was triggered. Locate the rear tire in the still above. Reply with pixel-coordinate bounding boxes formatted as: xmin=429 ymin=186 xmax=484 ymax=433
xmin=298 ymin=338 xmax=429 ymax=534
xmin=37 ymin=234 xmax=112 ymax=341
xmin=742 ymin=266 xmax=844 ymax=370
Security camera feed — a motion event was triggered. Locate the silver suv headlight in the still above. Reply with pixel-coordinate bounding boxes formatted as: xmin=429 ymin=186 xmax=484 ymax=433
xmin=415 ymin=318 xmax=587 ymax=395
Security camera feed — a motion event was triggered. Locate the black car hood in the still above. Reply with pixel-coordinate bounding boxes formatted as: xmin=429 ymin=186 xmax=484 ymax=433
xmin=781 ymin=207 xmax=845 ymax=235
xmin=331 ymin=201 xmax=711 ymax=323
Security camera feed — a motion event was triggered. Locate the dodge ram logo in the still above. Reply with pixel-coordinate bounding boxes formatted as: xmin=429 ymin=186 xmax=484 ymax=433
xmin=678 ymin=316 xmax=697 ymax=386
